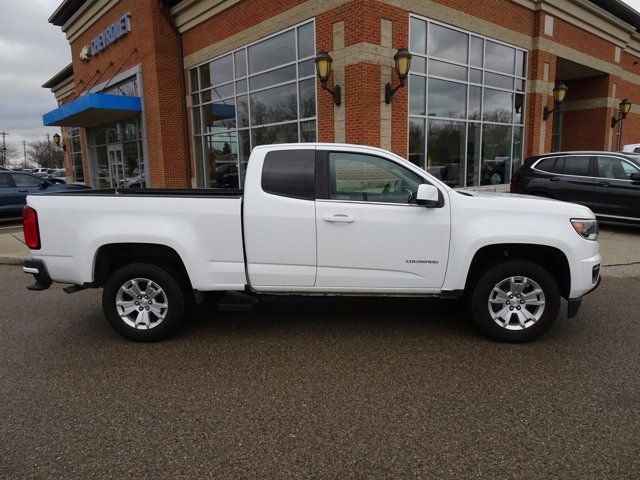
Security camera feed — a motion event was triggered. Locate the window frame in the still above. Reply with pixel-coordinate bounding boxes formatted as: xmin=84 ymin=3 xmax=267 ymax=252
xmin=531 ymin=155 xmax=595 ymax=179
xmin=189 ymin=19 xmax=318 ymax=189
xmin=316 ymin=150 xmax=443 ymax=207
xmin=407 ymin=13 xmax=528 ymax=188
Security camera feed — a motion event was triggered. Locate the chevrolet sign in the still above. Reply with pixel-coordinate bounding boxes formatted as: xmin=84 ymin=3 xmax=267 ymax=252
xmin=80 ymin=13 xmax=131 ymax=62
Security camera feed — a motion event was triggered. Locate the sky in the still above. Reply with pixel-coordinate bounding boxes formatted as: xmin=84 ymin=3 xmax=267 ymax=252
xmin=1 ymin=0 xmax=640 ymax=157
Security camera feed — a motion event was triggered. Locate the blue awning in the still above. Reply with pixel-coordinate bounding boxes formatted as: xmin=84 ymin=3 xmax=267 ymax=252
xmin=43 ymin=93 xmax=142 ymax=127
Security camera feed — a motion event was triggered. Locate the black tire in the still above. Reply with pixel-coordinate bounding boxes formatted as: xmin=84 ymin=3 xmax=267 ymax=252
xmin=102 ymin=263 xmax=185 ymax=342
xmin=469 ymin=260 xmax=560 ymax=342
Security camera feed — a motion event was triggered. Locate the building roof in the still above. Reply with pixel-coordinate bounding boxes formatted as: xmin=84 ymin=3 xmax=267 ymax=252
xmin=590 ymin=0 xmax=640 ymax=31
xmin=49 ymin=0 xmax=87 ymax=26
xmin=49 ymin=0 xmax=182 ymax=26
xmin=46 ymin=0 xmax=640 ymax=31
xmin=42 ymin=64 xmax=74 ymax=89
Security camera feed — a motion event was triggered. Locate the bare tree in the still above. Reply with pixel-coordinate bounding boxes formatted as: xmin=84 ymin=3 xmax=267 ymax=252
xmin=1 ymin=145 xmax=13 ymax=167
xmin=28 ymin=140 xmax=64 ymax=169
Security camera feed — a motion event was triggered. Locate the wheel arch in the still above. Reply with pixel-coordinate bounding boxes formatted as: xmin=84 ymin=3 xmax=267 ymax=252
xmin=465 ymin=243 xmax=571 ymax=299
xmin=92 ymin=243 xmax=193 ymax=290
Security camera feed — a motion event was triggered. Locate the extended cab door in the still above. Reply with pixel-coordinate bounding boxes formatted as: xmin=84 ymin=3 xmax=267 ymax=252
xmin=243 ymin=147 xmax=318 ymax=287
xmin=314 ymin=149 xmax=451 ymax=290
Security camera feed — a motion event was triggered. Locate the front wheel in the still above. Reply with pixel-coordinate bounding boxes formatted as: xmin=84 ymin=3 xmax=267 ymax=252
xmin=470 ymin=260 xmax=560 ymax=342
xmin=102 ymin=263 xmax=185 ymax=341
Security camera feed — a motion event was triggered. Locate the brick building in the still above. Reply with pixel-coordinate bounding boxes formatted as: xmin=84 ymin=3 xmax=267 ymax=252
xmin=43 ymin=0 xmax=640 ymax=190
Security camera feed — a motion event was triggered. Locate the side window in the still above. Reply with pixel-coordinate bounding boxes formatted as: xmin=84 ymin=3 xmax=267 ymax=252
xmin=562 ymin=156 xmax=590 ymax=176
xmin=597 ymin=156 xmax=639 ymax=180
xmin=0 ymin=174 xmax=12 ymax=188
xmin=328 ymin=152 xmax=423 ymax=204
xmin=261 ymin=149 xmax=315 ymax=200
xmin=12 ymin=174 xmax=43 ymax=187
xmin=535 ymin=157 xmax=560 ymax=173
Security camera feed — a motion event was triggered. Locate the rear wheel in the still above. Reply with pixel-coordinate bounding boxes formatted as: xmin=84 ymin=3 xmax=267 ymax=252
xmin=102 ymin=263 xmax=185 ymax=341
xmin=470 ymin=260 xmax=560 ymax=342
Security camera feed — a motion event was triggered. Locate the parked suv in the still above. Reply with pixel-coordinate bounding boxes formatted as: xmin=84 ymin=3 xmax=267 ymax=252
xmin=511 ymin=151 xmax=640 ymax=222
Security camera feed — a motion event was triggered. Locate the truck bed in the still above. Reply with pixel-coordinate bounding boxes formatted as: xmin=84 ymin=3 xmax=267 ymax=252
xmin=27 ymin=191 xmax=247 ymax=291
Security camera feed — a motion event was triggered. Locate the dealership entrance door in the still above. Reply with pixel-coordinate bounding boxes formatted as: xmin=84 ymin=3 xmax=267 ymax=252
xmin=107 ymin=144 xmax=126 ymax=187
xmin=89 ymin=117 xmax=147 ymax=188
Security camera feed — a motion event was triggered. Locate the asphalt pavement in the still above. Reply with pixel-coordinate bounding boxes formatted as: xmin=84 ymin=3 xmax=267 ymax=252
xmin=0 ymin=265 xmax=639 ymax=479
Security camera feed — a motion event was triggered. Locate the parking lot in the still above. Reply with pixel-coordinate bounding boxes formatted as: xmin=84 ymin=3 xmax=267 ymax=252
xmin=1 ymin=261 xmax=639 ymax=478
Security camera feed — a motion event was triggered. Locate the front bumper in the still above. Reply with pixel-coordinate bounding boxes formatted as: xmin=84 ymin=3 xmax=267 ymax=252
xmin=23 ymin=259 xmax=52 ymax=291
xmin=567 ymin=264 xmax=601 ymax=318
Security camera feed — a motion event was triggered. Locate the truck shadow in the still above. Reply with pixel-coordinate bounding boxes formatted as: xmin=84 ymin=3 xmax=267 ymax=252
xmin=178 ymin=295 xmax=482 ymax=342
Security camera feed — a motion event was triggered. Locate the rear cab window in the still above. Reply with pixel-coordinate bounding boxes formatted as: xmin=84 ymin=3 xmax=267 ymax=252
xmin=261 ymin=149 xmax=315 ymax=200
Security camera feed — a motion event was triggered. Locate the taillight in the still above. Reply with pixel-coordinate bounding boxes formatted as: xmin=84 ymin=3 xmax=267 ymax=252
xmin=510 ymin=173 xmax=520 ymax=183
xmin=23 ymin=206 xmax=41 ymax=250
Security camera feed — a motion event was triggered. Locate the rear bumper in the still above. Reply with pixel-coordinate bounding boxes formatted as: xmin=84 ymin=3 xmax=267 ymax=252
xmin=23 ymin=259 xmax=52 ymax=291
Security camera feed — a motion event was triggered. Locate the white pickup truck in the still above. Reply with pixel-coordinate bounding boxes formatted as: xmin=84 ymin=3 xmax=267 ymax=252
xmin=22 ymin=143 xmax=601 ymax=342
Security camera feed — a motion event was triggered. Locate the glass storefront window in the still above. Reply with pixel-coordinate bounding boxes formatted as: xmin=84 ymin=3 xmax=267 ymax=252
xmin=66 ymin=128 xmax=84 ymax=183
xmin=190 ymin=20 xmax=316 ymax=188
xmin=103 ymin=77 xmax=139 ymax=97
xmin=427 ymin=120 xmax=466 ymax=187
xmin=408 ymin=15 xmax=527 ymax=187
xmin=481 ymin=124 xmax=512 ymax=186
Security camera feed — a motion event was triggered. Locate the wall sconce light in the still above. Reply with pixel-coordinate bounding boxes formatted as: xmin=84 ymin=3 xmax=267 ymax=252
xmin=315 ymin=50 xmax=341 ymax=106
xmin=611 ymin=98 xmax=632 ymax=151
xmin=52 ymin=132 xmax=66 ymax=151
xmin=543 ymin=81 xmax=568 ymax=120
xmin=385 ymin=48 xmax=412 ymax=104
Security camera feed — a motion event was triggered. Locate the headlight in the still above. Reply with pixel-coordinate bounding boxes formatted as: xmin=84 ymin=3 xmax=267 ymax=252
xmin=571 ymin=219 xmax=598 ymax=241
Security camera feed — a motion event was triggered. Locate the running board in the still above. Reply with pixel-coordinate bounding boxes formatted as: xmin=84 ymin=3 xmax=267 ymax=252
xmin=217 ymin=291 xmax=259 ymax=312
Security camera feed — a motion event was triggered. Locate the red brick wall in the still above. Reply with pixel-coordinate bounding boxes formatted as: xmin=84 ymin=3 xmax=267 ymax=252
xmin=69 ymin=0 xmax=188 ymax=188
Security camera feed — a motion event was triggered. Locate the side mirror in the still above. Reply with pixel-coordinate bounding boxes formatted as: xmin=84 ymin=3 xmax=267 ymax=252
xmin=416 ymin=184 xmax=440 ymax=207
xmin=38 ymin=181 xmax=50 ymax=190
xmin=631 ymin=172 xmax=640 ymax=183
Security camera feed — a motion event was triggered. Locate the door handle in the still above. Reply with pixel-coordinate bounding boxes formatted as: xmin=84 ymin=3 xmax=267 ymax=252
xmin=17 ymin=189 xmax=29 ymax=193
xmin=597 ymin=181 xmax=610 ymax=187
xmin=550 ymin=177 xmax=560 ymax=182
xmin=323 ymin=214 xmax=355 ymax=223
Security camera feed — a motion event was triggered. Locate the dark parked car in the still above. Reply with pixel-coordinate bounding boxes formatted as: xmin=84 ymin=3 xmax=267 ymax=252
xmin=511 ymin=151 xmax=640 ymax=222
xmin=0 ymin=170 xmax=89 ymax=216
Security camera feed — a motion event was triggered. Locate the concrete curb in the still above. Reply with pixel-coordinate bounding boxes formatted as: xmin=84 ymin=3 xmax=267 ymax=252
xmin=0 ymin=256 xmax=26 ymax=266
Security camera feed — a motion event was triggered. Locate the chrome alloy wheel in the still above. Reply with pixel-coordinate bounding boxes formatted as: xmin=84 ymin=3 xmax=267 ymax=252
xmin=488 ymin=276 xmax=546 ymax=331
xmin=115 ymin=278 xmax=168 ymax=330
